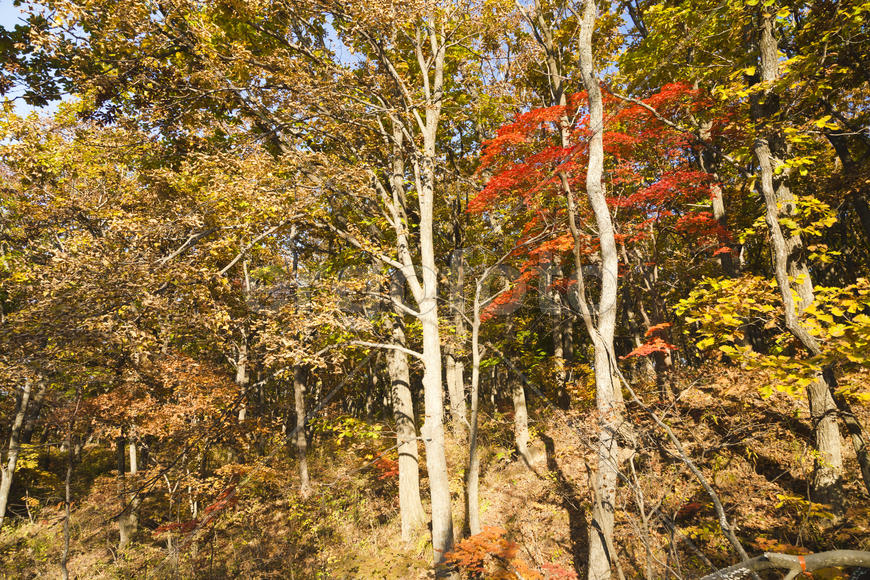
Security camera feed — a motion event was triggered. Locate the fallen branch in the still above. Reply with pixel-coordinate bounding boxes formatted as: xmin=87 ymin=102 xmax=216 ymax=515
xmin=698 ymin=550 xmax=870 ymax=580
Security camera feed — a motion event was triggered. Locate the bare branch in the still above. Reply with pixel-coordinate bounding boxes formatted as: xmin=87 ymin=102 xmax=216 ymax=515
xmin=158 ymin=227 xmax=218 ymax=265
xmin=698 ymin=550 xmax=870 ymax=580
xmin=219 ymin=222 xmax=296 ymax=276
xmin=350 ymin=340 xmax=424 ymax=361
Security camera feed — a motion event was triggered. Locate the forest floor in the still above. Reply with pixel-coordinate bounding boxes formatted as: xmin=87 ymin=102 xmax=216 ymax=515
xmin=2 ymin=365 xmax=869 ymax=579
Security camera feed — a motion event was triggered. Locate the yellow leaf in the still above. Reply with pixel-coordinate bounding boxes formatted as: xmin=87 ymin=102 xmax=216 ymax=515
xmin=814 ymin=115 xmax=832 ymax=128
xmin=829 ymin=325 xmax=847 ymax=337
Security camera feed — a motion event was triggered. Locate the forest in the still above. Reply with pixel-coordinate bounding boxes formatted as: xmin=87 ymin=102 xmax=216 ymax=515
xmin=0 ymin=0 xmax=869 ymax=578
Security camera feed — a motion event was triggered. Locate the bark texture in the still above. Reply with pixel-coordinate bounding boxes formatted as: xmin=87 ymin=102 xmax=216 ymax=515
xmin=388 ymin=274 xmax=426 ymax=542
xmin=129 ymin=442 xmax=138 ymax=474
xmin=0 ymin=378 xmax=32 ymax=529
xmin=445 ymin=246 xmax=467 ymax=435
xmin=577 ymin=1 xmax=621 ymax=577
xmin=415 ymin=22 xmax=454 ymax=566
xmin=465 ymin=280 xmax=484 ymax=536
xmin=751 ymin=10 xmax=845 ymax=509
xmin=520 ymin=0 xmax=627 ymax=572
xmin=510 ymin=376 xmax=532 ymax=464
xmin=236 ymin=331 xmax=250 ymax=423
xmin=418 ymin=202 xmax=454 ymax=566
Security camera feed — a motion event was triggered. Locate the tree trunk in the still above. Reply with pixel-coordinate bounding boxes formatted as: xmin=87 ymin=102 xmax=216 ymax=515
xmin=510 ymin=376 xmax=532 ymax=465
xmin=825 ymin=131 xmax=870 ymax=250
xmin=620 ymin=245 xmax=658 ymax=385
xmin=418 ymin=248 xmax=454 ymax=566
xmin=699 ymin=550 xmax=870 ymax=580
xmin=117 ymin=436 xmax=140 ymax=548
xmin=445 ymin=247 xmax=467 ymax=436
xmin=20 ymin=379 xmax=47 ymax=445
xmin=851 ymin=193 xmax=870 ymax=250
xmin=578 ymin=1 xmax=621 ymax=577
xmin=129 ymin=442 xmax=138 ymax=474
xmin=415 ymin=22 xmax=454 ymax=567
xmin=553 ymin=305 xmax=567 ymax=390
xmin=381 ymin=99 xmax=454 ymax=557
xmin=562 ymin=318 xmax=574 ymax=371
xmin=0 ymin=377 xmax=32 ymax=529
xmin=699 ymin=120 xmax=737 ymax=277
xmin=117 ymin=500 xmax=136 ymax=547
xmin=828 ymin=379 xmax=870 ymax=496
xmin=61 ymin=434 xmax=73 ymax=580
xmin=752 ymin=10 xmax=845 ymax=510
xmin=452 ymin=240 xmax=467 ymax=431
xmin=293 ymin=365 xmax=310 ymax=497
xmin=359 ymin=20 xmax=455 ymax=568
xmin=388 ymin=274 xmax=426 ymax=542
xmin=366 ymin=359 xmax=379 ymax=421
xmin=466 ymin=283 xmax=484 ymax=536
xmin=236 ymin=330 xmax=250 ymax=423
xmin=445 ymin=354 xmax=466 ymax=435
xmin=548 ymin=261 xmax=572 ymax=409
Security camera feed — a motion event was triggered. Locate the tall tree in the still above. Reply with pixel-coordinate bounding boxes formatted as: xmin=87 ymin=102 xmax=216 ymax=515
xmin=575 ymin=1 xmax=623 ymax=577
xmin=750 ymin=5 xmax=868 ymax=506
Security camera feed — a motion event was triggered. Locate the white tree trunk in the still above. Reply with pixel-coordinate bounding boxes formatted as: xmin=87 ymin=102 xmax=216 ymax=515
xmin=388 ymin=275 xmax=426 ymax=542
xmin=466 ymin=291 xmax=483 ymax=536
xmin=549 ymin=264 xmax=572 ymax=408
xmin=511 ymin=378 xmax=532 ymax=464
xmin=129 ymin=442 xmax=138 ymax=474
xmin=0 ymin=377 xmax=32 ymax=529
xmin=445 ymin=354 xmax=466 ymax=435
xmin=293 ymin=365 xmax=310 ymax=497
xmin=236 ymin=331 xmax=249 ymax=423
xmin=418 ymin=227 xmax=454 ymax=564
xmin=578 ymin=1 xmax=621 ymax=577
xmin=415 ymin=21 xmax=454 ymax=567
xmin=358 ymin=17 xmax=455 ymax=568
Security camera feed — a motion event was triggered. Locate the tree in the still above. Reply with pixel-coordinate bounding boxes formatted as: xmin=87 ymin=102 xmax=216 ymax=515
xmin=2 ymin=1 xmax=870 ymax=578
xmin=749 ymin=4 xmax=870 ymax=506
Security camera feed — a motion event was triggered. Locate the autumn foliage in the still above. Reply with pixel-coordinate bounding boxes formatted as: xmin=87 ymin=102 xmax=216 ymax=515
xmin=2 ymin=0 xmax=870 ymax=579
xmin=470 ymin=83 xmax=729 ymax=321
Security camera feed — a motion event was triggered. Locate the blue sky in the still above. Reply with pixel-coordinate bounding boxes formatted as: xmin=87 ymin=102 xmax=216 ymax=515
xmin=0 ymin=0 xmax=24 ymax=28
xmin=1 ymin=0 xmax=60 ymax=116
